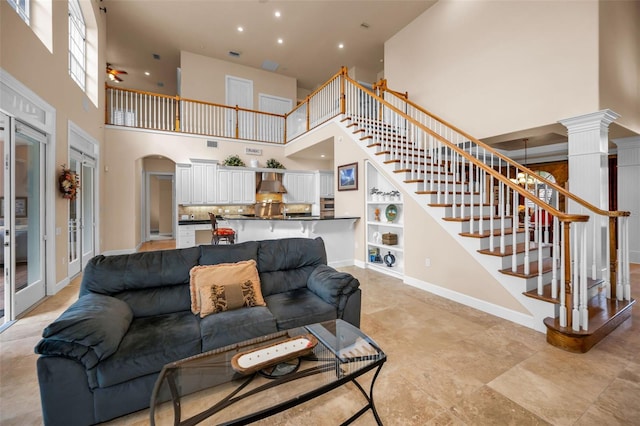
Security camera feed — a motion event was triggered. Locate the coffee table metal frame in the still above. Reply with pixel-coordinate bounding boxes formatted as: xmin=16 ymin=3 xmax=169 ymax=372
xmin=149 ymin=319 xmax=386 ymax=426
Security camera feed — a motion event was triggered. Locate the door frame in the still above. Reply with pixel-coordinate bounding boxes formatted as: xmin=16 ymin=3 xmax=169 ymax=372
xmin=144 ymin=171 xmax=175 ymax=242
xmin=0 ymin=69 xmax=56 ymax=325
xmin=68 ymin=121 xmax=100 ymax=273
xmin=225 ymin=75 xmax=254 ymax=139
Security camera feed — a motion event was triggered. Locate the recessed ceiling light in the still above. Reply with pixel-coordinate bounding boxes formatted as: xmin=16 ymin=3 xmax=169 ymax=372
xmin=277 ymin=38 xmax=283 ymax=44
xmin=338 ymin=43 xmax=344 ymax=49
xmin=237 ymin=26 xmax=244 ymax=32
xmin=144 ymin=71 xmax=150 ymax=76
xmin=320 ymin=154 xmax=325 ymax=158
xmin=274 ymin=11 xmax=281 ymax=17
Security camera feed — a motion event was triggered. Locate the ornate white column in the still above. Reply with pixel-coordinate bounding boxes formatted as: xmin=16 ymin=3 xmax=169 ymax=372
xmin=613 ymin=136 xmax=640 ymax=264
xmin=559 ymin=109 xmax=620 ymax=280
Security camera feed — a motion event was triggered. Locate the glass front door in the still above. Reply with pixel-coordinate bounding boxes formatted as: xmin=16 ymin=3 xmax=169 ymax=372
xmin=1 ymin=113 xmax=46 ymax=324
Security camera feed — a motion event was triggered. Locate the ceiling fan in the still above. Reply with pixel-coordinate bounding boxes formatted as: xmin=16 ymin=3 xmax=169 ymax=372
xmin=106 ymin=63 xmax=128 ymax=82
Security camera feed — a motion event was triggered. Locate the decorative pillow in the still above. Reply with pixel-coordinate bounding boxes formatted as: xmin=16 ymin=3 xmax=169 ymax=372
xmin=189 ymin=260 xmax=265 ymax=314
xmin=199 ymin=280 xmax=259 ymax=318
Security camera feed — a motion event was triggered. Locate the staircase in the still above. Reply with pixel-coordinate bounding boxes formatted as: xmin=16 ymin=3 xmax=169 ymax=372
xmin=338 ymin=77 xmax=635 ymax=353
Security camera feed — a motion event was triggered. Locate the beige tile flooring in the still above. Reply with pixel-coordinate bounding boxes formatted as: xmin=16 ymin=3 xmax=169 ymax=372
xmin=0 ymin=242 xmax=638 ymax=425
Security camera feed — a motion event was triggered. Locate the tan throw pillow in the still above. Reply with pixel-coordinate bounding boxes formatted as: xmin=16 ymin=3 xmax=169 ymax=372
xmin=199 ymin=280 xmax=259 ymax=318
xmin=189 ymin=260 xmax=265 ymax=314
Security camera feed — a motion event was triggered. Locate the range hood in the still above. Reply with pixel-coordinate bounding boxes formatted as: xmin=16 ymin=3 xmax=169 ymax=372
xmin=256 ymin=171 xmax=287 ymax=194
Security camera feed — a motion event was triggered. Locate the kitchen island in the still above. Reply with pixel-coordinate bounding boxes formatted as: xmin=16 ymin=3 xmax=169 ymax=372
xmin=177 ymin=216 xmax=359 ymax=267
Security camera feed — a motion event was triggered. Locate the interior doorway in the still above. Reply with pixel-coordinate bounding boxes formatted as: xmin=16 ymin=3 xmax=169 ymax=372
xmin=143 ymin=156 xmax=175 ymax=242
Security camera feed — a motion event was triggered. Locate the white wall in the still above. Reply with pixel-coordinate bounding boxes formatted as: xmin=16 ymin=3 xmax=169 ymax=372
xmin=180 ymin=51 xmax=297 ymax=109
xmin=385 ymin=0 xmax=600 ymax=140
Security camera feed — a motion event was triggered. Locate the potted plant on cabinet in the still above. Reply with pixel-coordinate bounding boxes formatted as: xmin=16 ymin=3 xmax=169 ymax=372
xmin=223 ymin=155 xmax=246 ymax=167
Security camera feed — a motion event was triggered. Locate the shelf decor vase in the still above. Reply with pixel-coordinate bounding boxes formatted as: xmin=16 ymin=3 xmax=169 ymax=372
xmin=383 ymin=251 xmax=396 ymax=267
xmin=385 ymin=204 xmax=398 ymax=222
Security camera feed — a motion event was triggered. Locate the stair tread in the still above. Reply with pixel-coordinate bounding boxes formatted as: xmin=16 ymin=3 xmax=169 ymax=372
xmin=478 ymin=242 xmax=547 ymax=257
xmin=417 ymin=190 xmax=480 ymax=195
xmin=499 ymin=258 xmax=554 ymax=278
xmin=544 ymin=296 xmax=635 ymax=337
xmin=523 ymin=278 xmax=605 ymax=303
xmin=443 ymin=215 xmax=512 ymax=223
xmin=459 ymin=228 xmax=522 ymax=238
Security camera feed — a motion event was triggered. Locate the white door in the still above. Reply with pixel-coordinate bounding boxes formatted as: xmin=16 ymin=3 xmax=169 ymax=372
xmin=225 ymin=75 xmax=253 ymax=139
xmin=1 ymin=113 xmax=46 ymax=322
xmin=68 ymin=151 xmax=97 ymax=274
xmin=80 ymin=157 xmax=96 ymax=267
xmin=258 ymin=94 xmax=292 ymax=143
xmin=67 ymin=154 xmax=82 ymax=277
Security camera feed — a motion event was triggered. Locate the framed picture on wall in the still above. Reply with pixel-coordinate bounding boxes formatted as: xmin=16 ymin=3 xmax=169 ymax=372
xmin=0 ymin=197 xmax=28 ymax=218
xmin=337 ymin=162 xmax=358 ymax=191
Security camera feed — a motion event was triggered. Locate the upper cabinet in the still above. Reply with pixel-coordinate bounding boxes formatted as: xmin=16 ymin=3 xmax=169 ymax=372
xmin=318 ymin=171 xmax=334 ymax=198
xmin=283 ymin=172 xmax=316 ymax=204
xmin=192 ymin=161 xmax=218 ymax=205
xmin=217 ymin=168 xmax=255 ymax=205
xmin=176 ymin=164 xmax=193 ymax=205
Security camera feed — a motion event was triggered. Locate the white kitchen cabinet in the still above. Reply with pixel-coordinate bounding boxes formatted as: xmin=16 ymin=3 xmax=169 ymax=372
xmin=283 ymin=172 xmax=315 ymax=204
xmin=318 ymin=171 xmax=334 ymax=198
xmin=177 ymin=225 xmax=195 ymax=248
xmin=191 ymin=161 xmax=217 ymax=205
xmin=216 ymin=168 xmax=255 ymax=204
xmin=176 ymin=164 xmax=192 ymax=205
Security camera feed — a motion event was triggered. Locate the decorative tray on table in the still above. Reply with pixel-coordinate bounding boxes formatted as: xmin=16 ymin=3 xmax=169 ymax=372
xmin=231 ymin=334 xmax=318 ymax=375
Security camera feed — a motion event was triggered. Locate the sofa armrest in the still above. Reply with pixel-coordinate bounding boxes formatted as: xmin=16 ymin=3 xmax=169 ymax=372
xmin=34 ymin=293 xmax=133 ymax=369
xmin=307 ymin=265 xmax=360 ymax=314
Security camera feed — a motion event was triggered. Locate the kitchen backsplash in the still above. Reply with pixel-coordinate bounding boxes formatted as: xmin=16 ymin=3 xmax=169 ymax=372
xmin=178 ymin=203 xmax=312 ymax=219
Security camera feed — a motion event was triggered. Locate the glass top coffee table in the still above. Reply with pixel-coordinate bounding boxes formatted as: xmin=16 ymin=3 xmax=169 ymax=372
xmin=149 ymin=319 xmax=386 ymax=426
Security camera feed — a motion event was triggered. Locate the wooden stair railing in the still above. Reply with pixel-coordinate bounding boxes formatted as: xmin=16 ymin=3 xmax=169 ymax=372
xmin=338 ymin=75 xmax=633 ymax=352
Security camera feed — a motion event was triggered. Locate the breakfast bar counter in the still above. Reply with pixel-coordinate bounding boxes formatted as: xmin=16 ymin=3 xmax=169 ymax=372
xmin=177 ymin=216 xmax=360 ymax=267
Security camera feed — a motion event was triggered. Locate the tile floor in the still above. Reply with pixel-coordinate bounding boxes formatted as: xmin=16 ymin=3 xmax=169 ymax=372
xmin=0 ymin=242 xmax=638 ymax=425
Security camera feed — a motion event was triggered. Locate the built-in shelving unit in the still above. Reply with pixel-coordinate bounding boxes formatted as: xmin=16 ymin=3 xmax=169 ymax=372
xmin=365 ymin=161 xmax=403 ymax=278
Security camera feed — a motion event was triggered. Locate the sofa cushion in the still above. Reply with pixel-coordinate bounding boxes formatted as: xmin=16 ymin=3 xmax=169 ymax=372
xmin=189 ymin=260 xmax=265 ymax=314
xmin=199 ymin=280 xmax=261 ymax=318
xmin=199 ymin=240 xmax=259 ymax=265
xmin=115 ymin=283 xmax=191 ymax=318
xmin=80 ymin=247 xmax=201 ymax=317
xmin=258 ymin=237 xmax=327 ymax=297
xmin=35 ymin=294 xmax=133 ymax=370
xmin=94 ymin=311 xmax=201 ymax=388
xmin=200 ymin=306 xmax=277 ymax=352
xmin=264 ymin=288 xmax=337 ymax=330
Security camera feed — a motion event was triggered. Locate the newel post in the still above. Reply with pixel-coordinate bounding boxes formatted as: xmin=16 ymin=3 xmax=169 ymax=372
xmin=174 ymin=96 xmax=181 ymax=132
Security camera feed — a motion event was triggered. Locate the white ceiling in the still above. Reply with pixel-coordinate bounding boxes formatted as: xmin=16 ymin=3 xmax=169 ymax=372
xmin=104 ymin=0 xmax=436 ymax=95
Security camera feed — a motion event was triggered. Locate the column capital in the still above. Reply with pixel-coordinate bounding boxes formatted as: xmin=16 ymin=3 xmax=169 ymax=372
xmin=559 ymin=109 xmax=620 ymax=134
xmin=613 ymin=136 xmax=640 ymax=149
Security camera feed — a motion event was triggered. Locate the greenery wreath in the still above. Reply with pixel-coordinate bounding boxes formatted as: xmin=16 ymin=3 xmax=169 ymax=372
xmin=58 ymin=164 xmax=80 ymax=200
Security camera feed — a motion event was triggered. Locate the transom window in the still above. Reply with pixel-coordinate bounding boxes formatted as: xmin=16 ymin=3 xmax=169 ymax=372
xmin=68 ymin=0 xmax=86 ymax=90
xmin=7 ymin=0 xmax=30 ymax=24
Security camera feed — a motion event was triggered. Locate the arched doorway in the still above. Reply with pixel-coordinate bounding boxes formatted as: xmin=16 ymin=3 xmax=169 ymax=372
xmin=142 ymin=156 xmax=176 ymax=242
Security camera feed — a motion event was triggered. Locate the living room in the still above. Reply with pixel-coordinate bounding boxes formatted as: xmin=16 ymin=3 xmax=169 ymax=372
xmin=1 ymin=0 xmax=639 ymax=424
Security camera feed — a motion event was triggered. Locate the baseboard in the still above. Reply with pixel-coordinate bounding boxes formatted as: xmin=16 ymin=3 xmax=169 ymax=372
xmin=101 ymin=248 xmax=137 ymax=256
xmin=329 ymin=259 xmax=357 ymax=268
xmin=353 ymin=259 xmax=366 ymax=269
xmin=403 ymin=275 xmax=543 ymax=332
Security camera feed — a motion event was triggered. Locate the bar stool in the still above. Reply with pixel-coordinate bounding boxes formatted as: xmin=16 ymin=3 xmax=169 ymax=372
xmin=208 ymin=212 xmax=235 ymax=244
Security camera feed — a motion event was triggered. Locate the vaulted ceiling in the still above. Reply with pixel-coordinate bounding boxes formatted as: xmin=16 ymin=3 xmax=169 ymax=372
xmin=104 ymin=0 xmax=436 ymax=95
